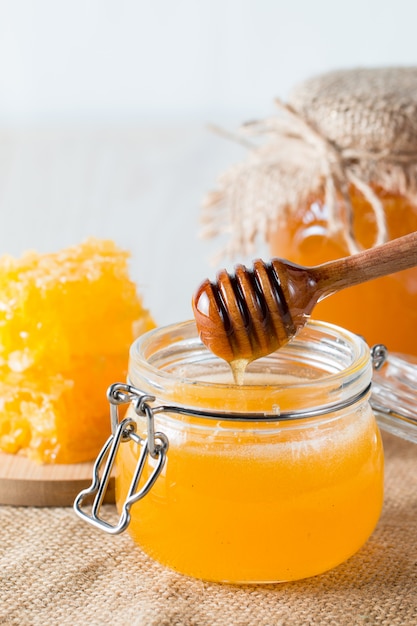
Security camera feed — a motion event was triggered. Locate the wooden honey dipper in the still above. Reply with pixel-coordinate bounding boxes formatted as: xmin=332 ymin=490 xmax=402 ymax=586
xmin=192 ymin=230 xmax=417 ymax=364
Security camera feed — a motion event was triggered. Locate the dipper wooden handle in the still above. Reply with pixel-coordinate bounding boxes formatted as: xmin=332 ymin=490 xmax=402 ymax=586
xmin=192 ymin=230 xmax=417 ymax=363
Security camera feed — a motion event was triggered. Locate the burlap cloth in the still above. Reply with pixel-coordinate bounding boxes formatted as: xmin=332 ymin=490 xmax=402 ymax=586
xmin=203 ymin=67 xmax=417 ymax=257
xmin=0 ymin=430 xmax=415 ymax=626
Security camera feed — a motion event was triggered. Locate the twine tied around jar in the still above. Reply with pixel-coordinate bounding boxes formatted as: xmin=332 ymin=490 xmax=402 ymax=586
xmin=202 ymin=67 xmax=417 ymax=257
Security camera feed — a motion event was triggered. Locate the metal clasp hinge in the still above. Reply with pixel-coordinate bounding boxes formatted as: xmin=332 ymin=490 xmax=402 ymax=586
xmin=73 ymin=383 xmax=169 ymax=535
xmin=370 ymin=344 xmax=388 ymax=371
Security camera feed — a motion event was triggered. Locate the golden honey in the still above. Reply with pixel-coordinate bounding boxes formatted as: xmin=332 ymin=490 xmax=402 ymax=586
xmin=115 ymin=320 xmax=384 ymax=583
xmin=269 ymin=187 xmax=417 ymax=355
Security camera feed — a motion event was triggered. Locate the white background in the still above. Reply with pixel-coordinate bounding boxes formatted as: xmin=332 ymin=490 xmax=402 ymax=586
xmin=0 ymin=0 xmax=416 ymax=326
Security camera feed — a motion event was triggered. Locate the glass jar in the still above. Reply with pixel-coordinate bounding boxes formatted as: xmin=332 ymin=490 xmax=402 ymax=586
xmin=268 ymin=186 xmax=417 ymax=355
xmin=107 ymin=319 xmax=383 ymax=584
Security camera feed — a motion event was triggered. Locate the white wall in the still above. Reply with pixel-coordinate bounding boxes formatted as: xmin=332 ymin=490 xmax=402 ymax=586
xmin=0 ymin=0 xmax=416 ymax=325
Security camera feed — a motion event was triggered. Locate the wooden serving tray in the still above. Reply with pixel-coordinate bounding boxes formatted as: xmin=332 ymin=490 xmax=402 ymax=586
xmin=0 ymin=452 xmax=115 ymax=507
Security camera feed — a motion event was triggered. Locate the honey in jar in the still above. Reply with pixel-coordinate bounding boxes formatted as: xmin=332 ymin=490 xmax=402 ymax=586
xmin=90 ymin=320 xmax=383 ymax=583
xmin=202 ymin=67 xmax=417 ymax=355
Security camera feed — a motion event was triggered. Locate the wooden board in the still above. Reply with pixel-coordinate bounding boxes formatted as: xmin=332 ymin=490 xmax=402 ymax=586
xmin=0 ymin=452 xmax=115 ymax=507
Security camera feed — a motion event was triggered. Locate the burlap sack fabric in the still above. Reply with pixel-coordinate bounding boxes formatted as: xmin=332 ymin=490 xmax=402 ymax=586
xmin=0 ymin=430 xmax=415 ymax=626
xmin=203 ymin=67 xmax=417 ymax=256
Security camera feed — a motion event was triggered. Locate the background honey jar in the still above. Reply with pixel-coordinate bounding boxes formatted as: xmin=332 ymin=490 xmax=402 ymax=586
xmin=203 ymin=67 xmax=417 ymax=355
xmin=268 ymin=186 xmax=417 ymax=354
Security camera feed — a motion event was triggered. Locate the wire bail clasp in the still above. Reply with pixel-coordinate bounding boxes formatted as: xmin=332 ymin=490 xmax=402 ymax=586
xmin=73 ymin=383 xmax=169 ymax=534
xmin=370 ymin=344 xmax=388 ymax=371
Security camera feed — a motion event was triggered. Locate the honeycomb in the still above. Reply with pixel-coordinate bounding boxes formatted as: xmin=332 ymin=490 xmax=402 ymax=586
xmin=0 ymin=238 xmax=155 ymax=463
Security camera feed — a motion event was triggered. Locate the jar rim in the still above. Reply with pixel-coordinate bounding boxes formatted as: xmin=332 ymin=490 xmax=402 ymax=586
xmin=128 ymin=320 xmax=372 ymax=416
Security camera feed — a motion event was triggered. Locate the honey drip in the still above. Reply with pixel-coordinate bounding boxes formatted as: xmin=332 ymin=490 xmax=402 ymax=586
xmin=230 ymin=359 xmax=249 ymax=386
